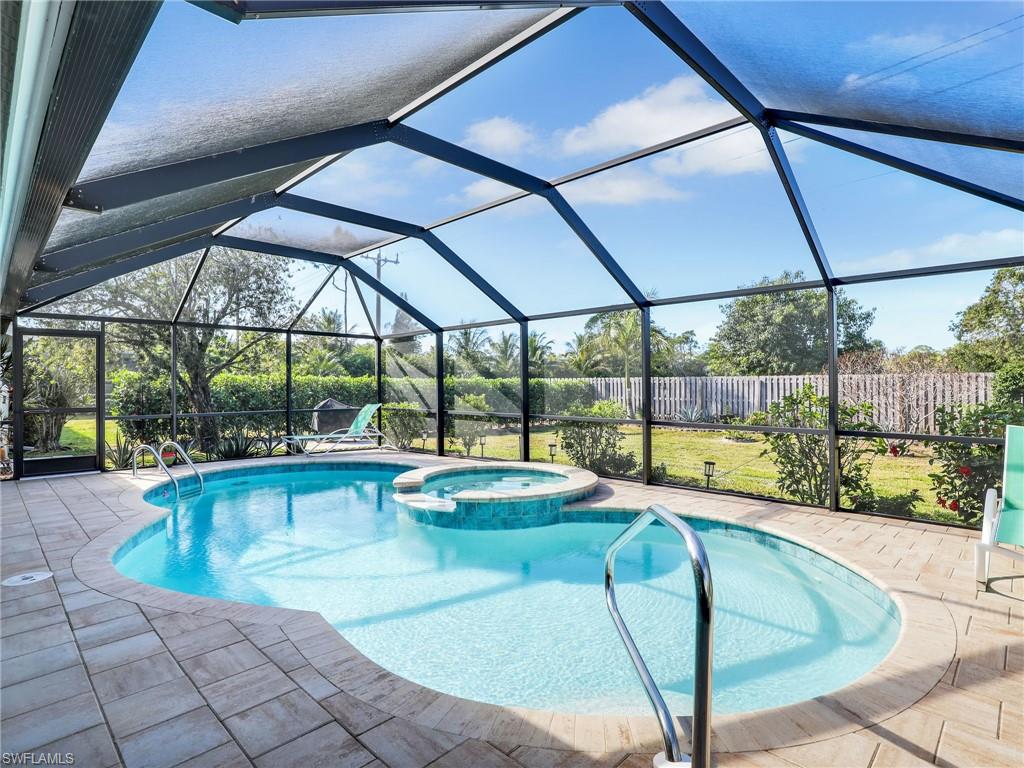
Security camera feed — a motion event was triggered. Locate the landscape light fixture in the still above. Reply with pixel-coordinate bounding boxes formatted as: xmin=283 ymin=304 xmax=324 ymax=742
xmin=704 ymin=460 xmax=716 ymax=489
xmin=479 ymin=434 xmax=487 ymax=457
xmin=548 ymin=442 xmax=557 ymax=463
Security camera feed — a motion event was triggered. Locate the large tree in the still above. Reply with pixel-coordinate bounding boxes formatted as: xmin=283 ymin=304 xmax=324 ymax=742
xmin=704 ymin=272 xmax=878 ymax=375
xmin=947 ymin=267 xmax=1024 ymax=372
xmin=54 ymin=246 xmax=298 ymax=443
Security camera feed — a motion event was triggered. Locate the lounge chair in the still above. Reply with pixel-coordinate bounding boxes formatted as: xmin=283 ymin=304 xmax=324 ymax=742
xmin=283 ymin=403 xmax=397 ymax=454
xmin=975 ymin=424 xmax=1023 ymax=583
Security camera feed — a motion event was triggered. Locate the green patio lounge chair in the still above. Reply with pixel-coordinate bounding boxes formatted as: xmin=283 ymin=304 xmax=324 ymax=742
xmin=975 ymin=424 xmax=1024 ymax=584
xmin=283 ymin=403 xmax=396 ymax=454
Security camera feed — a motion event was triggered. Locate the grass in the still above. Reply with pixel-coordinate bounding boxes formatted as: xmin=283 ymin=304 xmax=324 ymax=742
xmin=50 ymin=417 xmax=958 ymax=525
xmin=436 ymin=422 xmax=958 ymax=524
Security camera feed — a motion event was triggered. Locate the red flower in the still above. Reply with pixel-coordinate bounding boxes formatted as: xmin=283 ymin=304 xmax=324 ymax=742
xmin=937 ymin=498 xmax=946 ymax=508
xmin=949 ymin=500 xmax=960 ymax=512
xmin=959 ymin=466 xmax=972 ymax=477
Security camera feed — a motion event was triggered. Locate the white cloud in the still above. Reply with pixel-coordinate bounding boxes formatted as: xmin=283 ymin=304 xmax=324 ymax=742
xmin=464 ymin=116 xmax=536 ymax=157
xmin=457 ymin=177 xmax=520 ymax=205
xmin=559 ymin=75 xmax=737 ymax=157
xmin=847 ymin=31 xmax=948 ymax=58
xmin=650 ymin=126 xmax=773 ymax=177
xmin=562 ymin=166 xmax=687 ymax=205
xmin=835 ymin=228 xmax=1024 ymax=273
xmin=303 ymin=153 xmax=409 ymax=201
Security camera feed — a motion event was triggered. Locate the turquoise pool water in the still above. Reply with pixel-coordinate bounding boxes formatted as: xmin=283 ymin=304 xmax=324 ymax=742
xmin=119 ymin=464 xmax=900 ymax=715
xmin=421 ymin=469 xmax=566 ymax=499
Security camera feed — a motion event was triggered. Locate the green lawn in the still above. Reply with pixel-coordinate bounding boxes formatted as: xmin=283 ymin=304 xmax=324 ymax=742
xmin=52 ymin=416 xmax=955 ymax=524
xmin=435 ymin=423 xmax=956 ymax=524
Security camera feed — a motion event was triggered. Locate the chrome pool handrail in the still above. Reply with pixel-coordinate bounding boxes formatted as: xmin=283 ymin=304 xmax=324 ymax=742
xmin=604 ymin=504 xmax=714 ymax=768
xmin=158 ymin=441 xmax=204 ymax=494
xmin=131 ymin=444 xmax=179 ymax=498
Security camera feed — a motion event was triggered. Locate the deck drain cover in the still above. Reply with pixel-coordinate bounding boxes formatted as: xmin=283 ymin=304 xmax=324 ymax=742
xmin=2 ymin=571 xmax=53 ymax=587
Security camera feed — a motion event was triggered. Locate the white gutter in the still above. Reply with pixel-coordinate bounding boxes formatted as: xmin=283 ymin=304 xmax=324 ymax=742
xmin=0 ymin=0 xmax=76 ymax=299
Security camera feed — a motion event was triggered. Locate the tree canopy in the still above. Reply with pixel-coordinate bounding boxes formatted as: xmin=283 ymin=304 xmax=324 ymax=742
xmin=704 ymin=272 xmax=878 ymax=375
xmin=947 ymin=268 xmax=1024 ymax=372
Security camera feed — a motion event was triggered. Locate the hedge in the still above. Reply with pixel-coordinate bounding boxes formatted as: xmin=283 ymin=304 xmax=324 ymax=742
xmin=108 ymin=371 xmax=596 ymax=441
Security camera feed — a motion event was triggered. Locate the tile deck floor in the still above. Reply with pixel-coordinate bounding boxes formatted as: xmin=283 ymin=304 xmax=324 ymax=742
xmin=1 ymin=451 xmax=1021 ymax=768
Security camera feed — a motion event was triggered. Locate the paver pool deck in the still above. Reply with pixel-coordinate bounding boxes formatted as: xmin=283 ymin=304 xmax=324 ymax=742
xmin=1 ymin=450 xmax=1021 ymax=768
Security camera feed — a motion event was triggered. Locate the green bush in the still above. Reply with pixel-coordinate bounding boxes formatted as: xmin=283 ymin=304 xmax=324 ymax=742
xmin=106 ymin=371 xmax=172 ymax=444
xmin=993 ymin=361 xmax=1024 ymax=406
xmin=529 ymin=379 xmax=594 ymax=415
xmin=559 ymin=400 xmax=638 ymax=477
xmin=760 ymin=384 xmax=883 ymax=508
xmin=292 ymin=374 xmax=376 ymax=411
xmin=382 ymin=403 xmax=428 ymax=449
xmin=926 ymin=401 xmax=1024 ymax=524
xmin=448 ymin=395 xmax=490 ymax=456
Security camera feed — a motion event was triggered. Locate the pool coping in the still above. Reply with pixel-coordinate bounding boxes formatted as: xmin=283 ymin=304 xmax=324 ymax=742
xmin=70 ymin=452 xmax=958 ymax=755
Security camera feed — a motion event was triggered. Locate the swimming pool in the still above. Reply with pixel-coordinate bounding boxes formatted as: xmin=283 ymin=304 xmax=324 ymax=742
xmin=117 ymin=463 xmax=900 ymax=716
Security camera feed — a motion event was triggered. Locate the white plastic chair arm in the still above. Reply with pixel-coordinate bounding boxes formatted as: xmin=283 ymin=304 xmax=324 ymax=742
xmin=980 ymin=488 xmax=1000 ymax=546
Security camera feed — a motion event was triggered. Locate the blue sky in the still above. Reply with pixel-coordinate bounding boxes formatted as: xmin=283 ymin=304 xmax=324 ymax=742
xmin=75 ymin=2 xmax=1024 ymax=351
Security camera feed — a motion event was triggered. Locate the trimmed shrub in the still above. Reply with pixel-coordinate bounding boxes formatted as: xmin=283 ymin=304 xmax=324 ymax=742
xmin=559 ymin=400 xmax=638 ymax=477
xmin=382 ymin=403 xmax=428 ymax=449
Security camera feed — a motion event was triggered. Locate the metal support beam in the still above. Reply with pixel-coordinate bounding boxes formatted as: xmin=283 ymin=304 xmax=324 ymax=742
xmin=286 ymin=331 xmax=293 ymax=440
xmin=388 ymin=126 xmax=646 ymax=307
xmin=40 ymin=194 xmax=274 ymax=274
xmin=833 ymin=255 xmax=1024 ymax=286
xmin=215 ymin=235 xmax=442 ymax=332
xmin=543 ymin=189 xmax=647 ymax=306
xmin=170 ymin=324 xmax=178 ymax=444
xmin=192 ymin=1 xmax=614 ymax=21
xmin=388 ymin=123 xmax=549 ymax=194
xmin=641 ymin=306 xmax=653 ymax=484
xmin=625 ymin=1 xmax=765 ymax=124
xmin=418 ymin=232 xmax=526 ymax=322
xmin=761 ymin=126 xmax=834 ymax=283
xmin=376 ymin=338 xmax=384 ymax=443
xmin=435 ymin=331 xmax=445 ymax=456
xmin=278 ymin=193 xmax=527 ymax=321
xmin=776 ymin=119 xmax=1024 ymax=212
xmin=519 ymin=320 xmax=530 ymax=461
xmin=766 ymin=110 xmax=1024 ymax=154
xmin=22 ymin=235 xmax=214 ymax=311
xmin=173 ymin=247 xmax=211 ymax=323
xmin=64 ymin=122 xmax=389 ymax=213
xmin=826 ymin=288 xmax=840 ymax=512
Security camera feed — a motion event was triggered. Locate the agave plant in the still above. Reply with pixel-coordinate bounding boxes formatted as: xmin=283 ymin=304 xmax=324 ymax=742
xmin=104 ymin=434 xmax=137 ymax=470
xmin=254 ymin=431 xmax=283 ymax=457
xmin=676 ymin=405 xmax=711 ymax=423
xmin=212 ymin=431 xmax=260 ymax=460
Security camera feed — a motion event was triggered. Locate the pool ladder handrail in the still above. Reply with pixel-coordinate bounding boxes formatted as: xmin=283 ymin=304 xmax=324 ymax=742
xmin=604 ymin=504 xmax=713 ymax=768
xmin=158 ymin=441 xmax=204 ymax=495
xmin=131 ymin=445 xmax=179 ymax=498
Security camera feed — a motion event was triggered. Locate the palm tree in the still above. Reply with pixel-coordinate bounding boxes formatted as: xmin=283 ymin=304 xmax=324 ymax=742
xmin=564 ymin=332 xmax=604 ymax=376
xmin=592 ymin=310 xmax=672 ymax=418
xmin=488 ymin=331 xmax=519 ymax=378
xmin=447 ymin=328 xmax=489 ymax=372
xmin=528 ymin=331 xmax=554 ymax=376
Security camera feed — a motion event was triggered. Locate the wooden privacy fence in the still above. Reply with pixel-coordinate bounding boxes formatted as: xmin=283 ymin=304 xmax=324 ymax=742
xmin=552 ymin=373 xmax=993 ymax=433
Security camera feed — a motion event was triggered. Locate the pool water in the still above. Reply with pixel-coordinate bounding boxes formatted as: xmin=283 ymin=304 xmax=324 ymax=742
xmin=420 ymin=469 xmax=567 ymax=499
xmin=119 ymin=466 xmax=900 ymax=715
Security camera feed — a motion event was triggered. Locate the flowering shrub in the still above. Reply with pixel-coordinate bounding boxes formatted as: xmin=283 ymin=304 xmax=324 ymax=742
xmin=926 ymin=401 xmax=1024 ymax=525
